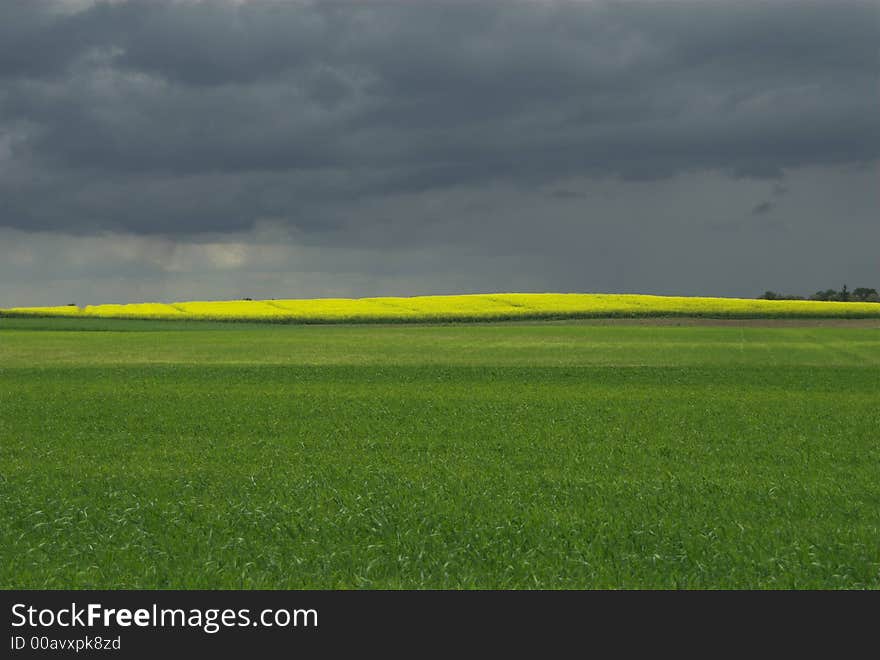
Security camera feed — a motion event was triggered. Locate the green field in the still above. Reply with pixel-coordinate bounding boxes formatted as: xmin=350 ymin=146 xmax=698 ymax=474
xmin=2 ymin=317 xmax=879 ymax=588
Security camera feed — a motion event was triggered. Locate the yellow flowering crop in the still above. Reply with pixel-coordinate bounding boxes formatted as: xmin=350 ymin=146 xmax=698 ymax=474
xmin=3 ymin=293 xmax=880 ymax=322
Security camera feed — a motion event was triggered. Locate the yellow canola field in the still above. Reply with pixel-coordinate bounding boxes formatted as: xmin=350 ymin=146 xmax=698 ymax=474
xmin=3 ymin=293 xmax=880 ymax=322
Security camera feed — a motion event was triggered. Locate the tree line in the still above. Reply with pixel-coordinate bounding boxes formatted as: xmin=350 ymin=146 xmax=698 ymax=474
xmin=760 ymin=285 xmax=879 ymax=302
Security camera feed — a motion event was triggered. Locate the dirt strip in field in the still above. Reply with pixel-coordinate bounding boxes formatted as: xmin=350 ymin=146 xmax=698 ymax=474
xmin=542 ymin=317 xmax=880 ymax=328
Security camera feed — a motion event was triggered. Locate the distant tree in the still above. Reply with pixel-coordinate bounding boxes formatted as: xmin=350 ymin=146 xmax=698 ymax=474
xmin=853 ymin=287 xmax=878 ymax=302
xmin=759 ymin=291 xmax=805 ymax=301
xmin=811 ymin=289 xmax=838 ymax=301
xmin=764 ymin=287 xmax=879 ymax=302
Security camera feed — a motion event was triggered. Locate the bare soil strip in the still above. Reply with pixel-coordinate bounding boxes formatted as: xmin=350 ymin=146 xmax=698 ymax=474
xmin=543 ymin=317 xmax=880 ymax=328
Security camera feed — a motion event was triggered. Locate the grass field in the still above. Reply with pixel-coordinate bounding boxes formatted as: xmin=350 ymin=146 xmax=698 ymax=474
xmin=4 ymin=292 xmax=880 ymax=322
xmin=1 ymin=316 xmax=879 ymax=588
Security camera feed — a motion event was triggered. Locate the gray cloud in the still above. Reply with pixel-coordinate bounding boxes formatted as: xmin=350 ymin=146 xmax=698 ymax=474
xmin=1 ymin=0 xmax=877 ymax=238
xmin=0 ymin=1 xmax=878 ymax=306
xmin=1 ymin=164 xmax=878 ymax=306
xmin=751 ymin=201 xmax=774 ymax=216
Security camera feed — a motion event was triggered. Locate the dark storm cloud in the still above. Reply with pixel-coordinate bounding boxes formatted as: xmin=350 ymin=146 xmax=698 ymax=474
xmin=0 ymin=0 xmax=878 ymax=235
xmin=750 ymin=200 xmax=774 ymax=216
xmin=0 ymin=1 xmax=85 ymax=79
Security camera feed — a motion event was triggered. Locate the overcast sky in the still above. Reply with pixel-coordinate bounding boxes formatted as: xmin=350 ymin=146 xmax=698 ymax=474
xmin=1 ymin=0 xmax=878 ymax=306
